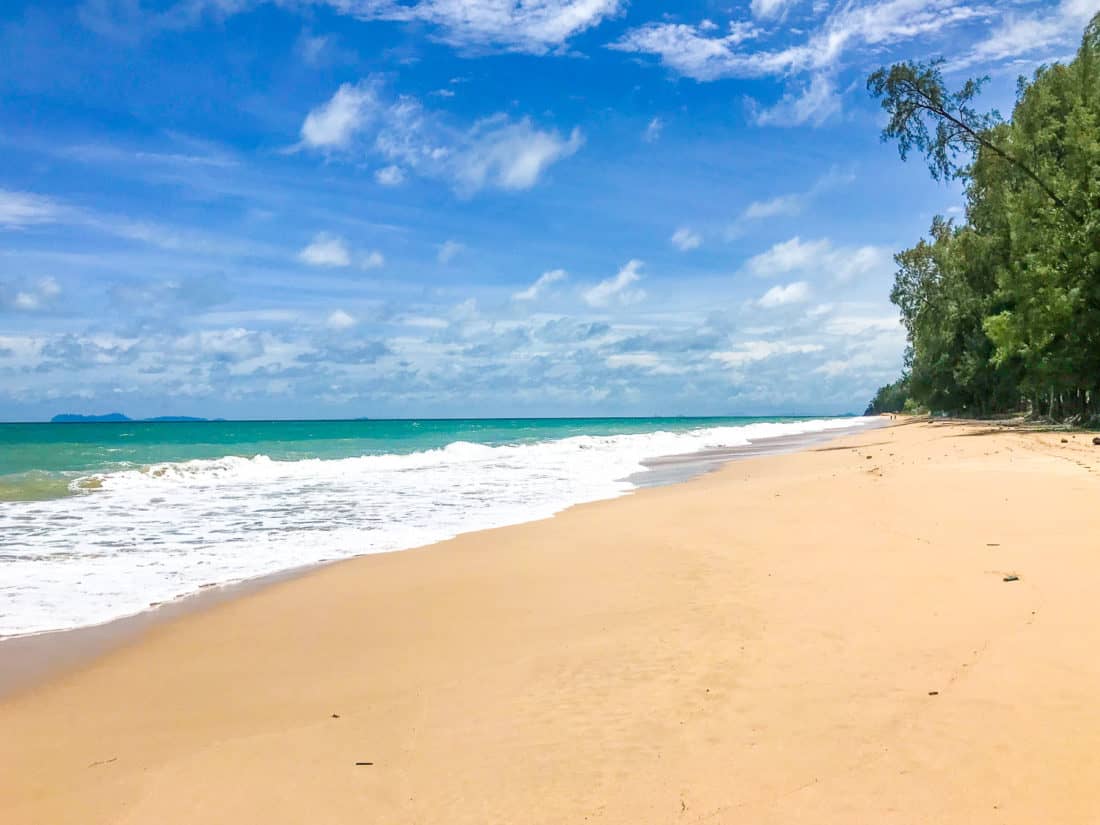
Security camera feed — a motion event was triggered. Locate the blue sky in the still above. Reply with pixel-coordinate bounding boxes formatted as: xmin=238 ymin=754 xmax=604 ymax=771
xmin=1 ymin=0 xmax=1095 ymax=420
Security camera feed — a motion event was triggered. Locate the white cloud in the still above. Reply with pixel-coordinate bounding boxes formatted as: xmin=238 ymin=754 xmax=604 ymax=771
xmin=361 ymin=250 xmax=385 ymax=270
xmin=751 ymin=0 xmax=800 ymax=20
xmin=399 ymin=315 xmax=450 ymax=329
xmin=740 ymin=167 xmax=854 ymax=221
xmin=514 ymin=268 xmax=568 ymax=301
xmin=711 ymin=341 xmax=825 ymax=367
xmin=438 ymin=239 xmax=464 ymax=263
xmin=743 ymin=193 xmax=804 ymax=220
xmin=300 ymin=78 xmax=582 ymax=193
xmin=454 ymin=118 xmax=583 ymax=193
xmin=451 ymin=297 xmax=479 ymax=321
xmin=744 ymin=236 xmax=890 ymax=283
xmin=758 ymin=281 xmax=811 ymax=307
xmin=751 ymin=74 xmax=841 ymax=127
xmin=606 ymin=353 xmax=660 ymax=369
xmin=832 ymin=245 xmax=892 ymax=283
xmin=954 ymin=0 xmax=1100 ymax=69
xmin=745 ymin=237 xmax=832 ymax=277
xmin=298 ymin=233 xmax=352 ymax=267
xmin=612 ymin=0 xmax=990 ymax=81
xmin=327 ymin=309 xmax=357 ymax=330
xmin=329 ymin=0 xmax=623 ymax=54
xmin=604 ymin=353 xmax=670 ymax=374
xmin=4 ymin=277 xmax=62 ymax=312
xmin=375 ymin=165 xmax=406 ymax=186
xmin=643 ymin=116 xmax=664 ymax=142
xmin=82 ymin=0 xmax=623 ymax=55
xmin=604 ymin=353 xmax=686 ymax=375
xmin=823 ymin=314 xmax=903 ymax=336
xmin=0 ymin=190 xmax=60 ymax=228
xmin=583 ymin=259 xmax=646 ymax=307
xmin=670 ymin=227 xmax=702 ymax=251
xmin=610 ymin=20 xmax=761 ymax=81
xmin=300 ymin=80 xmax=379 ymax=150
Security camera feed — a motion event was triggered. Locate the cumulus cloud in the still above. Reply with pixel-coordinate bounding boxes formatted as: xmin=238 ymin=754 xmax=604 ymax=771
xmin=299 ymin=78 xmax=583 ymax=193
xmin=514 ymin=268 xmax=568 ymax=301
xmin=758 ymin=281 xmax=811 ymax=308
xmin=610 ymin=20 xmax=761 ymax=82
xmin=711 ymin=341 xmax=825 ymax=367
xmin=670 ymin=227 xmax=702 ymax=251
xmin=1 ymin=291 xmax=905 ymax=418
xmin=325 ymin=0 xmax=623 ymax=54
xmin=744 ymin=236 xmax=890 ymax=283
xmin=327 ymin=309 xmax=357 ymax=330
xmin=453 ymin=117 xmax=584 ymax=193
xmin=300 ymin=80 xmax=379 ymax=150
xmin=362 ymin=250 xmax=385 ymax=270
xmin=298 ymin=233 xmax=352 ymax=267
xmin=745 ymin=237 xmax=832 ymax=277
xmin=583 ymin=259 xmax=646 ymax=307
xmin=612 ymin=0 xmax=990 ymax=81
xmin=83 ymin=0 xmax=624 ymax=55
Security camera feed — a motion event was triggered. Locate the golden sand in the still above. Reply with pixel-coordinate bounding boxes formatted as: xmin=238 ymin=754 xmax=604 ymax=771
xmin=4 ymin=420 xmax=1100 ymax=824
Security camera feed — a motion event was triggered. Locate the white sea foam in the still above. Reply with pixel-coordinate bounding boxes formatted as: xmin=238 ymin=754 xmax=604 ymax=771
xmin=0 ymin=418 xmax=875 ymax=636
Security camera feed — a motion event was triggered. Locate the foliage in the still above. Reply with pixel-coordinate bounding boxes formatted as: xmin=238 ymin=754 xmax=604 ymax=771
xmin=865 ymin=13 xmax=1100 ymax=421
xmin=864 ymin=375 xmax=912 ymax=415
xmin=867 ymin=60 xmax=1000 ymax=182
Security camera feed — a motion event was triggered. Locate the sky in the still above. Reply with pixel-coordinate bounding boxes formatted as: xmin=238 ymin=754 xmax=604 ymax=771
xmin=1 ymin=0 xmax=1096 ymax=420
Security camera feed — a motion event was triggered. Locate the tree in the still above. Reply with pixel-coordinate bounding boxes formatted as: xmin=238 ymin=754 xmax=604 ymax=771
xmin=864 ymin=376 xmax=911 ymax=415
xmin=863 ymin=12 xmax=1100 ymax=421
xmin=867 ymin=60 xmax=1085 ymax=224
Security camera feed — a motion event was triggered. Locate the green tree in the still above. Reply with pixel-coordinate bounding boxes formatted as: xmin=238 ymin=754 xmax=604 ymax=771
xmin=864 ymin=375 xmax=912 ymax=415
xmin=864 ymin=12 xmax=1100 ymax=421
xmin=867 ymin=59 xmax=1084 ymax=223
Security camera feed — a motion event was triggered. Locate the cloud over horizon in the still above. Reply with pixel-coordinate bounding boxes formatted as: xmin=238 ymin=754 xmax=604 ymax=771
xmin=7 ymin=0 xmax=1069 ymax=418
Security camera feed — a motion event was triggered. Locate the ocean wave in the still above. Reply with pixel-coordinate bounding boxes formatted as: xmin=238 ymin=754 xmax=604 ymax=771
xmin=1 ymin=417 xmax=874 ymax=636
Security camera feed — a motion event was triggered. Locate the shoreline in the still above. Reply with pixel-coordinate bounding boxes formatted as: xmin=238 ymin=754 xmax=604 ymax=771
xmin=0 ymin=418 xmax=880 ymax=699
xmin=7 ymin=419 xmax=1100 ymax=823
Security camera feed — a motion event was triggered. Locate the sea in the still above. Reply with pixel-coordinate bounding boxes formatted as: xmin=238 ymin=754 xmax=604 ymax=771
xmin=0 ymin=416 xmax=875 ymax=637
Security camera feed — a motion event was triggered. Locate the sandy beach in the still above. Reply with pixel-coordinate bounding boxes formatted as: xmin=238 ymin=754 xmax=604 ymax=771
xmin=4 ymin=418 xmax=1100 ymax=824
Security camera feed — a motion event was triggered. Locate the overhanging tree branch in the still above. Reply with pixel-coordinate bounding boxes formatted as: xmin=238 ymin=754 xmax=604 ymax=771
xmin=867 ymin=60 xmax=1085 ymax=225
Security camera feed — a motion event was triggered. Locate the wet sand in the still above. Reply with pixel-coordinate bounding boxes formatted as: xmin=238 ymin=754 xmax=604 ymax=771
xmin=4 ymin=419 xmax=1100 ymax=823
xmin=0 ymin=419 xmax=876 ymax=697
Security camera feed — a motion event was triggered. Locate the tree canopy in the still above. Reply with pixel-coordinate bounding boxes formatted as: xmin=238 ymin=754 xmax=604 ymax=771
xmin=865 ymin=13 xmax=1100 ymax=421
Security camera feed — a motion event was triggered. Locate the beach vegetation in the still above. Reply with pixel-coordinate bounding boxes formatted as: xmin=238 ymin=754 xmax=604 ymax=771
xmin=864 ymin=375 xmax=913 ymax=415
xmin=866 ymin=13 xmax=1100 ymax=422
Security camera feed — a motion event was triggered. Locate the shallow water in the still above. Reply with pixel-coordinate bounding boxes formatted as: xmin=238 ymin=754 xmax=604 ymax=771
xmin=0 ymin=416 xmax=875 ymax=636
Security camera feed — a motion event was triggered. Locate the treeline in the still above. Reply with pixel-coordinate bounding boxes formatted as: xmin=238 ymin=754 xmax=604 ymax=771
xmin=864 ymin=13 xmax=1100 ymax=421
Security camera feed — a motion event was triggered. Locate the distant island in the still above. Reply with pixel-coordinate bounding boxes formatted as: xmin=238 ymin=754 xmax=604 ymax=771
xmin=51 ymin=413 xmax=213 ymax=423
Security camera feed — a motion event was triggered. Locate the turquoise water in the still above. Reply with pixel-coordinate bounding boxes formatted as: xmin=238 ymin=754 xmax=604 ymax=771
xmin=0 ymin=415 xmax=874 ymax=635
xmin=0 ymin=417 xmax=821 ymax=501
